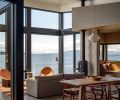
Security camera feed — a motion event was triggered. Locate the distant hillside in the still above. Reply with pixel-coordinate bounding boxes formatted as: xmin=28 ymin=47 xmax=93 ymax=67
xmin=108 ymin=51 xmax=120 ymax=54
xmin=0 ymin=52 xmax=5 ymax=54
xmin=64 ymin=50 xmax=80 ymax=54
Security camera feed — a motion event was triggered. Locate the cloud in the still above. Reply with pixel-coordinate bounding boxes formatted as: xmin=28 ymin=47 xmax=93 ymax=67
xmin=0 ymin=42 xmax=5 ymax=52
xmin=108 ymin=45 xmax=120 ymax=52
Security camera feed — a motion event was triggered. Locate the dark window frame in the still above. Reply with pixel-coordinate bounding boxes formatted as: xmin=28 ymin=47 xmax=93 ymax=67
xmin=1 ymin=6 xmax=80 ymax=75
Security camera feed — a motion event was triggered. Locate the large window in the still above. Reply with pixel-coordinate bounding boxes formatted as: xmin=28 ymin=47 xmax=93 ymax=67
xmin=64 ymin=35 xmax=73 ymax=74
xmin=0 ymin=13 xmax=5 ymax=24
xmin=100 ymin=45 xmax=103 ymax=60
xmin=31 ymin=35 xmax=59 ymax=76
xmin=0 ymin=32 xmax=5 ymax=83
xmin=63 ymin=13 xmax=72 ymax=29
xmin=108 ymin=44 xmax=120 ymax=61
xmin=76 ymin=34 xmax=80 ymax=67
xmin=31 ymin=9 xmax=59 ymax=29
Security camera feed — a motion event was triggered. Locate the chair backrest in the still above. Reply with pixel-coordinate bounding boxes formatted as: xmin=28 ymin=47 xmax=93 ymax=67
xmin=0 ymin=69 xmax=11 ymax=80
xmin=40 ymin=67 xmax=54 ymax=76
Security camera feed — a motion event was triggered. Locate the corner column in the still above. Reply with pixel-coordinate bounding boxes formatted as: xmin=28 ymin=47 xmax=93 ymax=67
xmin=10 ymin=0 xmax=24 ymax=100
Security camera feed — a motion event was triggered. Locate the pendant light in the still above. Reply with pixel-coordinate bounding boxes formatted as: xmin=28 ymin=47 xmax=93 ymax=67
xmin=88 ymin=2 xmax=100 ymax=42
xmin=88 ymin=29 xmax=100 ymax=42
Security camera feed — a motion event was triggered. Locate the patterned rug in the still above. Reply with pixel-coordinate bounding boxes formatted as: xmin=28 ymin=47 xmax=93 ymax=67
xmin=0 ymin=84 xmax=27 ymax=95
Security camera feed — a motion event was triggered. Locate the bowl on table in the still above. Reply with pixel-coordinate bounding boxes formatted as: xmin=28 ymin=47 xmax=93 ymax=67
xmin=92 ymin=76 xmax=102 ymax=81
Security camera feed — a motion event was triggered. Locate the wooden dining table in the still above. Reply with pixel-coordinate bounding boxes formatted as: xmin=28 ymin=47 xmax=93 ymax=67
xmin=60 ymin=76 xmax=120 ymax=100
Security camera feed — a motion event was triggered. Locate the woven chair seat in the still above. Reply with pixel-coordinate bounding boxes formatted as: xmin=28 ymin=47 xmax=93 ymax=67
xmin=111 ymin=94 xmax=119 ymax=99
xmin=111 ymin=90 xmax=118 ymax=95
xmin=64 ymin=87 xmax=79 ymax=92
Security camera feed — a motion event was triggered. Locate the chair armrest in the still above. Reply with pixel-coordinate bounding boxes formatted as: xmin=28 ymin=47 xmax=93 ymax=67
xmin=26 ymin=78 xmax=38 ymax=98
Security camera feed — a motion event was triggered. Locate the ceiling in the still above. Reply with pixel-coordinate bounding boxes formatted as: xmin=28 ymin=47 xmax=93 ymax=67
xmin=98 ymin=25 xmax=120 ymax=34
xmin=34 ymin=0 xmax=120 ymax=5
xmin=34 ymin=0 xmax=80 ymax=5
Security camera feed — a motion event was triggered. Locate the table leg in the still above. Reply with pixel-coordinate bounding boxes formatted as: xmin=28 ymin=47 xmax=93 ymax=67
xmin=78 ymin=85 xmax=86 ymax=100
xmin=107 ymin=83 xmax=111 ymax=100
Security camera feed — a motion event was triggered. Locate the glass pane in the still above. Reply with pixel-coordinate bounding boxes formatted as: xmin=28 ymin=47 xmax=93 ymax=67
xmin=0 ymin=32 xmax=5 ymax=83
xmin=32 ymin=35 xmax=59 ymax=76
xmin=24 ymin=34 xmax=26 ymax=79
xmin=76 ymin=34 xmax=80 ymax=67
xmin=0 ymin=13 xmax=5 ymax=24
xmin=100 ymin=45 xmax=103 ymax=60
xmin=31 ymin=10 xmax=59 ymax=29
xmin=24 ymin=8 xmax=26 ymax=26
xmin=108 ymin=44 xmax=120 ymax=61
xmin=64 ymin=35 xmax=73 ymax=74
xmin=64 ymin=13 xmax=72 ymax=29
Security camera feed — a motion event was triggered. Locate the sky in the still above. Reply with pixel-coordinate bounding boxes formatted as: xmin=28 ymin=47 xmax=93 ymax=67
xmin=31 ymin=10 xmax=73 ymax=53
xmin=1 ymin=10 xmax=120 ymax=54
xmin=108 ymin=45 xmax=120 ymax=52
xmin=0 ymin=13 xmax=5 ymax=24
xmin=31 ymin=35 xmax=59 ymax=54
xmin=0 ymin=32 xmax=5 ymax=52
xmin=0 ymin=10 xmax=72 ymax=54
xmin=31 ymin=10 xmax=59 ymax=29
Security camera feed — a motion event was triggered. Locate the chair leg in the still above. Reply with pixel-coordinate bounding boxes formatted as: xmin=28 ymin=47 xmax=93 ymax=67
xmin=101 ymin=86 xmax=104 ymax=99
xmin=104 ymin=87 xmax=108 ymax=100
xmin=63 ymin=95 xmax=64 ymax=100
xmin=63 ymin=90 xmax=65 ymax=100
xmin=72 ymin=95 xmax=74 ymax=100
xmin=91 ymin=87 xmax=97 ymax=100
xmin=108 ymin=84 xmax=111 ymax=100
xmin=70 ymin=95 xmax=72 ymax=100
xmin=70 ymin=92 xmax=72 ymax=100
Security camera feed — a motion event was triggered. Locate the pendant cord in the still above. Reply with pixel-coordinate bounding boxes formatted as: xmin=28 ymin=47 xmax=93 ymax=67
xmin=91 ymin=0 xmax=95 ymax=34
xmin=93 ymin=2 xmax=95 ymax=34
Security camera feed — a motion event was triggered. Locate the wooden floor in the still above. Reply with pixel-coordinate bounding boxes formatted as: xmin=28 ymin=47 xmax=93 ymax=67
xmin=0 ymin=88 xmax=65 ymax=100
xmin=0 ymin=92 xmax=67 ymax=100
xmin=0 ymin=83 xmax=66 ymax=100
xmin=0 ymin=85 xmax=64 ymax=100
xmin=0 ymin=93 xmax=10 ymax=100
xmin=24 ymin=95 xmax=64 ymax=100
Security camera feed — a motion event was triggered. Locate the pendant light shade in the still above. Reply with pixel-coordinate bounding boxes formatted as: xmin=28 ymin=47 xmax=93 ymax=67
xmin=88 ymin=1 xmax=100 ymax=42
xmin=88 ymin=33 xmax=100 ymax=42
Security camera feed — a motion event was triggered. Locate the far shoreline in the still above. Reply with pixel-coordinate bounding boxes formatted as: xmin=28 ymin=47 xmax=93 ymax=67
xmin=0 ymin=52 xmax=5 ymax=55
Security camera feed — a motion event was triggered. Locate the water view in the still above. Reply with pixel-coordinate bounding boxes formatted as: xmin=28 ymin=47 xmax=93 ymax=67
xmin=0 ymin=50 xmax=80 ymax=76
xmin=0 ymin=51 xmax=120 ymax=76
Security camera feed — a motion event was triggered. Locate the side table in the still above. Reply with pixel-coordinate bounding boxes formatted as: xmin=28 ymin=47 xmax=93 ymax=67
xmin=26 ymin=72 xmax=33 ymax=79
